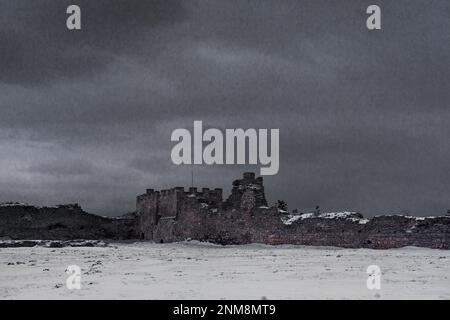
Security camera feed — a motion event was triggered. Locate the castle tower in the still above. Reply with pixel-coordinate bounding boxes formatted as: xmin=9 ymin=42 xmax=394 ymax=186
xmin=224 ymin=172 xmax=268 ymax=209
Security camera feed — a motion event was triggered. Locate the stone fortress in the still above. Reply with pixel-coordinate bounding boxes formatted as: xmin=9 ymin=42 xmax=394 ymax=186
xmin=136 ymin=172 xmax=450 ymax=249
xmin=136 ymin=172 xmax=268 ymax=242
xmin=0 ymin=172 xmax=449 ymax=249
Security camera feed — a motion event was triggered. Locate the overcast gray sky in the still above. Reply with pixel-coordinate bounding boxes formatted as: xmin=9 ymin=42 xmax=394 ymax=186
xmin=0 ymin=0 xmax=449 ymax=216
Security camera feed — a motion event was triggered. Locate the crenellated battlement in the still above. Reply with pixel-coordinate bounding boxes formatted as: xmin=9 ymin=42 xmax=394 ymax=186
xmin=136 ymin=172 xmax=265 ymax=239
xmin=137 ymin=173 xmax=261 ymax=215
xmin=138 ymin=186 xmax=223 ymax=208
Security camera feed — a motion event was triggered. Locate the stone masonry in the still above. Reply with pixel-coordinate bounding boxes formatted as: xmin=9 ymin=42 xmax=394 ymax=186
xmin=136 ymin=172 xmax=450 ymax=249
xmin=0 ymin=173 xmax=448 ymax=249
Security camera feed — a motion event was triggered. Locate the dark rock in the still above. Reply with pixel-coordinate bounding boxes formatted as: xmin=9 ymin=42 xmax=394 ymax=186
xmin=0 ymin=204 xmax=139 ymax=240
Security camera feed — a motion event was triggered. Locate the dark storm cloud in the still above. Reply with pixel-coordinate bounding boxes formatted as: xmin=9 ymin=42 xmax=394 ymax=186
xmin=0 ymin=0 xmax=185 ymax=84
xmin=26 ymin=158 xmax=97 ymax=176
xmin=0 ymin=0 xmax=449 ymax=216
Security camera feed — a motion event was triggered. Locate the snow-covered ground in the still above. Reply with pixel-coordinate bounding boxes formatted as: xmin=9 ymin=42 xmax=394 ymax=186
xmin=1 ymin=242 xmax=449 ymax=299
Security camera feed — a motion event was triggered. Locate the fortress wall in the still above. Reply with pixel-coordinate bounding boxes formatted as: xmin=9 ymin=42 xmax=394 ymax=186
xmin=1 ymin=172 xmax=448 ymax=249
xmin=153 ymin=217 xmax=177 ymax=243
xmin=250 ymin=212 xmax=450 ymax=249
xmin=362 ymin=216 xmax=450 ymax=249
xmin=172 ymin=197 xmax=208 ymax=241
xmin=136 ymin=173 xmax=450 ymax=249
xmin=158 ymin=188 xmax=183 ymax=218
xmin=260 ymin=216 xmax=366 ymax=247
xmin=136 ymin=191 xmax=159 ymax=239
xmin=184 ymin=187 xmax=223 ymax=208
xmin=200 ymin=188 xmax=223 ymax=208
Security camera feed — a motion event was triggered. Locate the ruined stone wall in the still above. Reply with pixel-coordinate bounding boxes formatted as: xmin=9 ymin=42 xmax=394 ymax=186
xmin=136 ymin=185 xmax=224 ymax=240
xmin=262 ymin=215 xmax=366 ymax=247
xmin=224 ymin=172 xmax=267 ymax=209
xmin=362 ymin=216 xmax=450 ymax=249
xmin=250 ymin=211 xmax=450 ymax=249
xmin=136 ymin=190 xmax=159 ymax=239
xmin=187 ymin=187 xmax=223 ymax=208
xmin=2 ymin=172 xmax=447 ymax=249
xmin=158 ymin=189 xmax=181 ymax=218
xmin=137 ymin=172 xmax=450 ymax=249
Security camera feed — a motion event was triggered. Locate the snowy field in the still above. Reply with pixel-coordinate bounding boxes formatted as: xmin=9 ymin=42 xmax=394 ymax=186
xmin=1 ymin=242 xmax=449 ymax=300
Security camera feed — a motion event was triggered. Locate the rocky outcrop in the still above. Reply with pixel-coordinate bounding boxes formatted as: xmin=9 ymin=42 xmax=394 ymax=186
xmin=0 ymin=203 xmax=139 ymax=240
xmin=0 ymin=239 xmax=108 ymax=248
